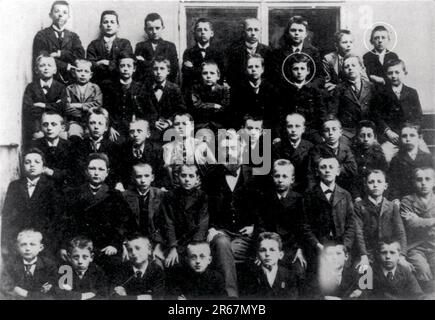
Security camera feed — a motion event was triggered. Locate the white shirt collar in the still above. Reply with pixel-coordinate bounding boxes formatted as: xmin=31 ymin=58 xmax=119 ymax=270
xmin=249 ymin=79 xmax=261 ymax=89
xmin=133 ymin=261 xmax=149 ymax=277
xmin=52 ymin=24 xmax=65 ymax=33
xmin=292 ymin=44 xmax=303 ymax=52
xmin=91 ymin=135 xmax=104 ymax=144
xmin=137 ymin=188 xmax=150 ymax=197
xmin=103 ymin=35 xmax=116 ymax=43
xmin=26 ymin=177 xmax=40 ymax=185
xmin=245 ymin=41 xmax=258 ymax=50
xmin=198 ymin=43 xmax=210 ymax=50
xmin=408 ymin=148 xmax=418 ymax=160
xmin=23 ymin=257 xmax=38 ymax=265
xmin=133 ymin=143 xmax=145 ymax=152
xmin=368 ymin=196 xmax=383 ymax=207
xmin=262 ymin=264 xmax=278 ymax=287
xmin=40 ymin=78 xmax=53 ymax=88
xmin=277 ymin=191 xmax=289 ymax=200
xmin=120 ymin=78 xmax=132 ymax=85
xmin=320 ymin=182 xmax=336 ymax=193
xmin=47 ymin=137 xmax=60 ymax=147
xmin=383 ymin=266 xmax=397 ymax=277
xmin=289 ymin=138 xmax=301 ymax=149
xmin=153 ymin=80 xmax=166 ymax=88
xmin=392 ymin=83 xmax=403 ymax=93
xmin=292 ymin=80 xmax=306 ymax=89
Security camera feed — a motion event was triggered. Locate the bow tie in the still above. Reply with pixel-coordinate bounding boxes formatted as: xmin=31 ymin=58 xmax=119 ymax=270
xmin=154 ymin=84 xmax=164 ymax=92
xmin=42 ymin=85 xmax=50 ymax=91
xmin=27 ymin=181 xmax=37 ymax=188
xmin=90 ymin=185 xmax=101 ymax=193
xmin=324 ymin=189 xmax=333 ymax=194
xmin=225 ymin=166 xmax=239 ymax=177
xmin=135 ymin=271 xmax=143 ymax=278
xmin=133 ymin=148 xmax=143 ymax=158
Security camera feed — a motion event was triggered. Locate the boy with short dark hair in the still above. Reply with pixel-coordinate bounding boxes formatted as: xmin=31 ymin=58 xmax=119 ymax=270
xmin=112 ymin=233 xmax=165 ymax=300
xmin=32 ymin=0 xmax=85 ymax=85
xmin=388 ymin=122 xmax=434 ymax=200
xmin=134 ymin=13 xmax=179 ymax=83
xmin=56 ymin=236 xmax=108 ymax=299
xmin=363 ymin=25 xmax=399 ymax=85
xmin=86 ymin=10 xmax=133 ymax=84
xmin=182 ymin=18 xmax=225 ymax=91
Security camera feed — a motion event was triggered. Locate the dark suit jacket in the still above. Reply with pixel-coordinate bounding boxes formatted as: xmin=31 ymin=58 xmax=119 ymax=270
xmin=161 ymin=187 xmax=209 ymax=248
xmin=0 ymin=256 xmax=57 ymax=299
xmin=116 ymin=140 xmax=170 ymax=189
xmin=122 ymin=187 xmax=165 ymax=244
xmin=134 ymin=39 xmax=179 ymax=83
xmin=370 ymin=264 xmax=423 ymax=300
xmin=142 ymin=81 xmax=186 ymax=133
xmin=111 ymin=260 xmax=165 ymax=299
xmin=270 ymin=40 xmax=323 ymax=87
xmin=86 ymin=37 xmax=133 ymax=84
xmin=203 ymin=165 xmax=260 ymax=233
xmin=32 ymin=26 xmax=85 ymax=83
xmin=302 ymin=184 xmax=356 ymax=251
xmin=388 ymin=150 xmax=434 ymax=200
xmin=258 ymin=188 xmax=304 ymax=252
xmin=22 ymin=80 xmax=67 ymax=144
xmin=363 ymin=50 xmax=399 ymax=80
xmin=55 ymin=263 xmax=108 ymax=299
xmin=100 ymin=79 xmax=147 ymax=137
xmin=239 ymin=263 xmax=299 ymax=299
xmin=30 ymin=138 xmax=75 ymax=187
xmin=188 ymin=83 xmax=230 ymax=129
xmin=1 ymin=176 xmax=60 ymax=253
xmin=272 ymin=138 xmax=313 ymax=193
xmin=169 ymin=267 xmax=226 ymax=300
xmin=182 ymin=43 xmax=225 ymax=90
xmin=62 ymin=183 xmax=136 ymax=251
xmin=330 ymin=78 xmax=376 ymax=135
xmin=374 ymin=84 xmax=423 ymax=136
xmin=225 ymin=41 xmax=272 ymax=87
xmin=230 ymin=79 xmax=280 ymax=130
xmin=322 ymin=51 xmax=369 ymax=86
xmin=307 ymin=142 xmax=358 ymax=191
xmin=355 ymin=197 xmax=407 ymax=257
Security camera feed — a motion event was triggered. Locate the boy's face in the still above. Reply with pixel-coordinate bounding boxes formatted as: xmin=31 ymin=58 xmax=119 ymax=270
xmin=74 ymin=62 xmax=92 ymax=85
xmin=246 ymin=57 xmax=264 ymax=80
xmin=145 ymin=19 xmax=164 ymax=41
xmin=323 ymin=120 xmax=342 ymax=145
xmin=318 ymin=158 xmax=340 ymax=184
xmin=69 ymin=248 xmax=93 ymax=273
xmin=291 ymin=62 xmax=309 ymax=83
xmin=323 ymin=245 xmax=347 ymax=272
xmin=379 ymin=243 xmax=400 ymax=271
xmin=244 ymin=19 xmax=261 ymax=44
xmin=174 ymin=115 xmax=193 ymax=137
xmin=272 ymin=165 xmax=294 ymax=193
xmin=23 ymin=153 xmax=44 ymax=179
xmin=415 ymin=169 xmax=435 ymax=196
xmin=17 ymin=234 xmax=43 ymax=262
xmin=286 ymin=115 xmax=305 ymax=142
xmin=41 ymin=114 xmax=64 ymax=140
xmin=401 ymin=127 xmax=419 ymax=152
xmin=88 ymin=114 xmax=108 ymax=139
xmin=50 ymin=4 xmax=70 ymax=28
xmin=195 ymin=22 xmax=214 ymax=45
xmin=372 ymin=30 xmax=389 ymax=52
xmin=129 ymin=121 xmax=150 ymax=146
xmin=179 ymin=166 xmax=200 ymax=190
xmin=86 ymin=159 xmax=108 ymax=185
xmin=337 ymin=34 xmax=353 ymax=55
xmin=244 ymin=119 xmax=263 ymax=143
xmin=386 ymin=64 xmax=404 ymax=87
xmin=201 ymin=64 xmax=219 ymax=86
xmin=358 ymin=127 xmax=376 ymax=148
xmin=366 ymin=172 xmax=387 ymax=198
xmin=37 ymin=57 xmax=56 ymax=80
xmin=119 ymin=58 xmax=136 ymax=80
xmin=100 ymin=14 xmax=119 ymax=37
xmin=258 ymin=239 xmax=283 ymax=269
xmin=132 ymin=165 xmax=154 ymax=191
xmin=187 ymin=244 xmax=212 ymax=273
xmin=343 ymin=57 xmax=362 ymax=81
xmin=288 ymin=23 xmax=307 ymax=45
xmin=152 ymin=62 xmax=169 ymax=83
xmin=126 ymin=238 xmax=151 ymax=266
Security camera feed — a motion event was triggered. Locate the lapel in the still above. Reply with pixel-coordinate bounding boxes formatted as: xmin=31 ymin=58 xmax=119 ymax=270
xmin=399 ymin=85 xmax=411 ymax=104
xmin=19 ymin=178 xmax=31 ymax=202
xmin=61 ymin=29 xmax=73 ymax=50
xmin=29 ymin=176 xmax=47 ymax=201
xmin=359 ymin=79 xmax=371 ymax=104
xmin=331 ymin=52 xmax=340 ymax=75
xmin=332 ymin=185 xmax=345 ymax=207
xmin=82 ymin=84 xmax=96 ymax=102
xmin=411 ymin=194 xmax=435 ymax=217
xmin=124 ymin=189 xmax=140 ymax=224
xmin=343 ymin=81 xmax=359 ymax=105
xmin=314 ymin=184 xmax=330 ymax=204
xmin=148 ymin=187 xmax=162 ymax=217
xmin=34 ymin=81 xmax=48 ymax=102
xmin=46 ymin=27 xmax=61 ymax=49
xmin=271 ymin=267 xmax=287 ymax=291
xmin=379 ymin=198 xmax=392 ymax=229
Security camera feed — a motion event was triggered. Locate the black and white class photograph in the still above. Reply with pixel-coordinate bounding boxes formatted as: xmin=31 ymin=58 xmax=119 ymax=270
xmin=0 ymin=0 xmax=434 ymax=302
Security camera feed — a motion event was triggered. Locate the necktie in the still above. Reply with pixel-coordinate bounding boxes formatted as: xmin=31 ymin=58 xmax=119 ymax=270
xmin=55 ymin=30 xmax=63 ymax=47
xmin=27 ymin=181 xmax=37 ymax=189
xmin=387 ymin=271 xmax=394 ymax=282
xmin=324 ymin=189 xmax=333 ymax=202
xmin=24 ymin=264 xmax=35 ymax=277
xmin=105 ymin=41 xmax=111 ymax=56
xmin=294 ymin=48 xmax=300 ymax=53
xmin=199 ymin=48 xmax=206 ymax=58
xmin=90 ymin=185 xmax=101 ymax=194
xmin=42 ymin=85 xmax=50 ymax=95
xmin=135 ymin=271 xmax=142 ymax=278
xmin=133 ymin=148 xmax=142 ymax=159
xmin=225 ymin=166 xmax=238 ymax=177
